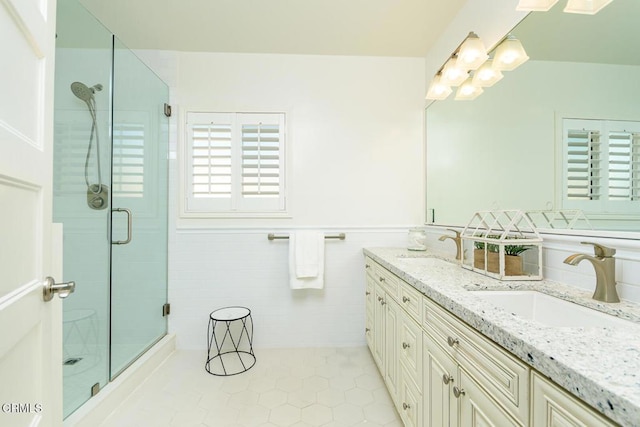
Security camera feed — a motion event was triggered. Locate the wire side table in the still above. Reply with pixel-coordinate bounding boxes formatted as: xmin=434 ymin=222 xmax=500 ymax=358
xmin=205 ymin=306 xmax=256 ymax=376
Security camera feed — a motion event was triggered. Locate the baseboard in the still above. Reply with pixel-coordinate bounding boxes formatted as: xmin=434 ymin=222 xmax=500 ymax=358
xmin=64 ymin=334 xmax=176 ymax=427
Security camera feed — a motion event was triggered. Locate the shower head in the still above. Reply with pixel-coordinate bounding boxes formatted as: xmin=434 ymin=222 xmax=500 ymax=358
xmin=70 ymin=81 xmax=102 ymax=102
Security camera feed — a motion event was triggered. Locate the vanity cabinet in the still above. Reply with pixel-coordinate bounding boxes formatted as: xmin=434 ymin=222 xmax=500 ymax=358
xmin=365 ymin=258 xmax=423 ymax=424
xmin=422 ymin=302 xmax=525 ymax=427
xmin=531 ymin=372 xmax=615 ymax=427
xmin=365 ymin=255 xmax=622 ymax=427
xmin=366 ymin=257 xmax=400 ymax=405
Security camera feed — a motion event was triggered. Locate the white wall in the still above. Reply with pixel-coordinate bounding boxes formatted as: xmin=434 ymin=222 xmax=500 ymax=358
xmin=136 ymin=50 xmax=426 ymax=349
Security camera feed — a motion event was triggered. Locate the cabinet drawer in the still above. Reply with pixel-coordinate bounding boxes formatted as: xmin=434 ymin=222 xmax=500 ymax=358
xmin=364 ymin=256 xmax=376 ymax=278
xmin=365 ymin=275 xmax=375 ymax=314
xmin=423 ymin=296 xmax=529 ymax=424
xmin=399 ymin=282 xmax=423 ymax=323
xmin=399 ymin=312 xmax=423 ymax=393
xmin=374 ymin=263 xmax=400 ymax=300
xmin=399 ymin=365 xmax=423 ymax=427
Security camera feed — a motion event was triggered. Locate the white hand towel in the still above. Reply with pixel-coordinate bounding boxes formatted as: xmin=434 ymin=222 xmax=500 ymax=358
xmin=289 ymin=231 xmax=325 ymax=289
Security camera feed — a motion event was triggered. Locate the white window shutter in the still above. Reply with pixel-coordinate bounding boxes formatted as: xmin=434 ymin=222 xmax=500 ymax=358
xmin=185 ymin=111 xmax=286 ymax=215
xmin=236 ymin=113 xmax=285 ymax=212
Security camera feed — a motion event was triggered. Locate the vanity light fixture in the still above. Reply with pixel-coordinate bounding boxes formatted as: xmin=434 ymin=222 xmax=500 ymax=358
xmin=564 ymin=0 xmax=613 ymax=14
xmin=493 ymin=35 xmax=529 ymax=71
xmin=471 ymin=60 xmax=504 ymax=87
xmin=516 ymin=0 xmax=560 ymax=11
xmin=441 ymin=56 xmax=470 ymax=86
xmin=455 ymin=78 xmax=484 ymax=101
xmin=455 ymin=32 xmax=489 ymax=71
xmin=425 ymin=73 xmax=453 ymax=100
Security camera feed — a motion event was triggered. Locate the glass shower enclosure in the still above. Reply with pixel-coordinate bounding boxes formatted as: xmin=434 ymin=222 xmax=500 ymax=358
xmin=54 ymin=0 xmax=169 ymax=418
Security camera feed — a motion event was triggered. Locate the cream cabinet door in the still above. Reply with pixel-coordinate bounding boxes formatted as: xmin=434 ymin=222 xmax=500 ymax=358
xmin=373 ymin=282 xmax=386 ymax=371
xmin=365 ymin=275 xmax=375 ymax=353
xmin=423 ymin=332 xmax=458 ymax=427
xmin=384 ymin=295 xmax=400 ymax=405
xmin=531 ymin=372 xmax=615 ymax=427
xmin=458 ymin=368 xmax=523 ymax=427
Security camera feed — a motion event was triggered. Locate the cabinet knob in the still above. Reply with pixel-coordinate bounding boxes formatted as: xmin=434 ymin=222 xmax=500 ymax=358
xmin=380 ymin=300 xmax=386 ymax=306
xmin=402 ymin=296 xmax=410 ymax=303
xmin=366 ymin=291 xmax=371 ymax=296
xmin=402 ymin=402 xmax=411 ymax=410
xmin=377 ymin=296 xmax=383 ymax=302
xmin=365 ymin=328 xmax=370 ymax=333
xmin=402 ymin=342 xmax=410 ymax=349
xmin=379 ymin=277 xmax=386 ymax=283
xmin=442 ymin=374 xmax=453 ymax=385
xmin=447 ymin=336 xmax=459 ymax=347
xmin=366 ymin=264 xmax=371 ymax=269
xmin=453 ymin=386 xmax=466 ymax=398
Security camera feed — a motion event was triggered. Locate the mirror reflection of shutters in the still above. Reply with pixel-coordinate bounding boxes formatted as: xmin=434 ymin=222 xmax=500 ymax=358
xmin=566 ymin=129 xmax=601 ymax=201
xmin=608 ymin=131 xmax=640 ymax=201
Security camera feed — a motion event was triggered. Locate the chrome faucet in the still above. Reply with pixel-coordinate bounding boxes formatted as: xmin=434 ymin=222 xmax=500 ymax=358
xmin=563 ymin=242 xmax=619 ymax=303
xmin=439 ymin=228 xmax=462 ymax=260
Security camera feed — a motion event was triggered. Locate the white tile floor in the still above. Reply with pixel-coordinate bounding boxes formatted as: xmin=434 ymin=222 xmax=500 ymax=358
xmin=100 ymin=347 xmax=402 ymax=427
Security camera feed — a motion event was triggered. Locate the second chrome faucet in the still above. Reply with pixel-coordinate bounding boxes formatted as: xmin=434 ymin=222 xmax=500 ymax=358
xmin=563 ymin=242 xmax=619 ymax=303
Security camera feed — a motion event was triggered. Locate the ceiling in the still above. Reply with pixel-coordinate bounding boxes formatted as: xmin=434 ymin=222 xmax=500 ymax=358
xmin=76 ymin=0 xmax=467 ymax=57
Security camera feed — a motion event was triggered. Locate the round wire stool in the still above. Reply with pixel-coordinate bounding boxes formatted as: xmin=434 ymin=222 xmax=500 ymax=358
xmin=205 ymin=306 xmax=256 ymax=376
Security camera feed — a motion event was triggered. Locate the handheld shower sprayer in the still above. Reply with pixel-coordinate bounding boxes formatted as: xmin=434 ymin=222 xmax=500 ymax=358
xmin=71 ymin=81 xmax=108 ymax=210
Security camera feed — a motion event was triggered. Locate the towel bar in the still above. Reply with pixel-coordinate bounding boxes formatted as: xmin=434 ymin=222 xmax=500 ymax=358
xmin=267 ymin=233 xmax=346 ymax=241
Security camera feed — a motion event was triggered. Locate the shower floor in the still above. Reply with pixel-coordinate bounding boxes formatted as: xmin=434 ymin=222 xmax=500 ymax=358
xmin=99 ymin=346 xmax=402 ymax=426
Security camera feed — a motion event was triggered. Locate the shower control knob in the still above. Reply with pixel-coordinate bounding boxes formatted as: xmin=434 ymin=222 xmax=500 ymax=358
xmin=90 ymin=196 xmax=104 ymax=208
xmin=42 ymin=277 xmax=76 ymax=302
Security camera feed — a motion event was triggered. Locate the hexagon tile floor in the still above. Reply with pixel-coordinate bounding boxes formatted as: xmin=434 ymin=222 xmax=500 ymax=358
xmin=99 ymin=347 xmax=403 ymax=427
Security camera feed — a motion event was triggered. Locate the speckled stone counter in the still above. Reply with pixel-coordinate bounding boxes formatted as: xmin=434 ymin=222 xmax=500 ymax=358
xmin=364 ymin=247 xmax=640 ymax=426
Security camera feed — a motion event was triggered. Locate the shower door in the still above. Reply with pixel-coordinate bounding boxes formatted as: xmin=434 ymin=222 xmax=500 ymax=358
xmin=54 ymin=0 xmax=169 ymax=417
xmin=110 ymin=37 xmax=169 ymax=377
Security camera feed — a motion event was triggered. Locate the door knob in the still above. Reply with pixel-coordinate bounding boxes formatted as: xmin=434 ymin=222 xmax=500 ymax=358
xmin=43 ymin=277 xmax=76 ymax=301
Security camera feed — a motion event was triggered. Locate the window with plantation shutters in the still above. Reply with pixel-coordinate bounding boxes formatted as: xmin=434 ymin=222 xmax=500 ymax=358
xmin=184 ymin=112 xmax=286 ymax=216
xmin=562 ymin=118 xmax=640 ymax=214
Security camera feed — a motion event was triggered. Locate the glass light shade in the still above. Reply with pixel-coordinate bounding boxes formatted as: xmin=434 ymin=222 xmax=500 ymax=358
xmin=516 ymin=0 xmax=560 ymax=11
xmin=564 ymin=0 xmax=613 ymax=14
xmin=455 ymin=35 xmax=489 ymax=71
xmin=493 ymin=36 xmax=529 ymax=71
xmin=425 ymin=74 xmax=453 ymax=100
xmin=455 ymin=78 xmax=484 ymax=101
xmin=471 ymin=60 xmax=504 ymax=87
xmin=441 ymin=57 xmax=469 ymax=86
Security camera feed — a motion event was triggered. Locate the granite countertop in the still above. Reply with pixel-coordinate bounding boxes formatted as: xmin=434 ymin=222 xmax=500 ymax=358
xmin=364 ymin=247 xmax=640 ymax=426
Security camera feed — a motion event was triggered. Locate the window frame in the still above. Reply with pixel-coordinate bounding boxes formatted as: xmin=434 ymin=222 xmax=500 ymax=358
xmin=180 ymin=110 xmax=290 ymax=219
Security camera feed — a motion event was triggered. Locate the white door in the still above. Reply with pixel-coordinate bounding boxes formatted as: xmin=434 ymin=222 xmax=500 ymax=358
xmin=0 ymin=0 xmax=61 ymax=426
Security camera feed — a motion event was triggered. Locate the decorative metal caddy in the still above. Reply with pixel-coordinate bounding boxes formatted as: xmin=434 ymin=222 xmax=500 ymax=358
xmin=461 ymin=210 xmax=543 ymax=281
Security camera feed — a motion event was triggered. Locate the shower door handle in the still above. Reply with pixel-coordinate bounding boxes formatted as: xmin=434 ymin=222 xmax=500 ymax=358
xmin=112 ymin=208 xmax=132 ymax=245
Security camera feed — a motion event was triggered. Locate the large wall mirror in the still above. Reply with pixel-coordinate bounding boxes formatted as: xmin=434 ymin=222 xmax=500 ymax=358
xmin=425 ymin=0 xmax=640 ymax=233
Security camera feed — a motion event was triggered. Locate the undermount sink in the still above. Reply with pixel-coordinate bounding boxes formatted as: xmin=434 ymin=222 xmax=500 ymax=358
xmin=471 ymin=290 xmax=634 ymax=329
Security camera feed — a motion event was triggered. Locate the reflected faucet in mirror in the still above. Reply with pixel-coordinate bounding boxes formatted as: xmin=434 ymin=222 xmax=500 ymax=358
xmin=563 ymin=242 xmax=619 ymax=303
xmin=438 ymin=229 xmax=462 ymax=260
